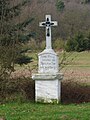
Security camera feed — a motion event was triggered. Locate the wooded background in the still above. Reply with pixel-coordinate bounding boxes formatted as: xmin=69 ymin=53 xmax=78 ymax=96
xmin=0 ymin=0 xmax=90 ymax=74
xmin=0 ymin=0 xmax=90 ymax=103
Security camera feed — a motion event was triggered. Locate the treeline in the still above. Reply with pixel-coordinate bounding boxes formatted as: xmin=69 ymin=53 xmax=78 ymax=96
xmin=27 ymin=32 xmax=90 ymax=52
xmin=28 ymin=0 xmax=90 ymax=38
xmin=16 ymin=0 xmax=90 ymax=52
xmin=24 ymin=0 xmax=90 ymax=52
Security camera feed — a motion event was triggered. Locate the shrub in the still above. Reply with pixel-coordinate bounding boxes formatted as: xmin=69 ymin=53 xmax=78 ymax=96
xmin=65 ymin=38 xmax=77 ymax=52
xmin=0 ymin=77 xmax=35 ymax=103
xmin=54 ymin=38 xmax=65 ymax=50
xmin=86 ymin=32 xmax=90 ymax=50
xmin=15 ymin=55 xmax=33 ymax=66
xmin=74 ymin=33 xmax=87 ymax=52
xmin=81 ymin=0 xmax=90 ymax=4
xmin=61 ymin=80 xmax=90 ymax=104
xmin=56 ymin=0 xmax=65 ymax=11
xmin=0 ymin=76 xmax=90 ymax=104
xmin=65 ymin=33 xmax=90 ymax=52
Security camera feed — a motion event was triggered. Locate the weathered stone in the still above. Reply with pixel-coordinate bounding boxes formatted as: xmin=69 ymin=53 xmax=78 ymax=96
xmin=38 ymin=49 xmax=58 ymax=74
xmin=32 ymin=15 xmax=63 ymax=103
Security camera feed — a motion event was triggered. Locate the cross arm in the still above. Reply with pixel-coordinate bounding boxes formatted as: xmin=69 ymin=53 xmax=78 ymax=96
xmin=39 ymin=22 xmax=46 ymax=27
xmin=51 ymin=21 xmax=58 ymax=26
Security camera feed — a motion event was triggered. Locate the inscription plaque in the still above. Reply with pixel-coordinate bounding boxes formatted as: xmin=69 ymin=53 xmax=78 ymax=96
xmin=38 ymin=53 xmax=58 ymax=73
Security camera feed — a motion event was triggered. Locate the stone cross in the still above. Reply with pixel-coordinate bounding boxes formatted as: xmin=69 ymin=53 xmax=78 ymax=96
xmin=32 ymin=15 xmax=63 ymax=104
xmin=39 ymin=15 xmax=57 ymax=49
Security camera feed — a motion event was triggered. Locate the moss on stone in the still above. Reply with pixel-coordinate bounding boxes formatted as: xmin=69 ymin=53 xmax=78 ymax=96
xmin=37 ymin=97 xmax=60 ymax=104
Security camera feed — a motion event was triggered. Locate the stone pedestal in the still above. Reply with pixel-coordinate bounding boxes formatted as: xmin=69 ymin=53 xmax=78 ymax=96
xmin=32 ymin=49 xmax=63 ymax=103
xmin=32 ymin=15 xmax=63 ymax=103
xmin=32 ymin=73 xmax=63 ymax=103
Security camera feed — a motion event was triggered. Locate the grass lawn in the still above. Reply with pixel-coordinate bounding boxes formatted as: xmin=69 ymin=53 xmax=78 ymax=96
xmin=0 ymin=102 xmax=90 ymax=120
xmin=59 ymin=51 xmax=90 ymax=83
xmin=0 ymin=52 xmax=90 ymax=120
xmin=12 ymin=51 xmax=90 ymax=82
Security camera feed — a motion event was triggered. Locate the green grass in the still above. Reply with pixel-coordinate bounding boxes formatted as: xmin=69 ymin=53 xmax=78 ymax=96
xmin=59 ymin=51 xmax=90 ymax=67
xmin=14 ymin=51 xmax=90 ymax=83
xmin=58 ymin=51 xmax=90 ymax=85
xmin=0 ymin=102 xmax=90 ymax=120
xmin=15 ymin=51 xmax=90 ymax=70
xmin=0 ymin=52 xmax=90 ymax=119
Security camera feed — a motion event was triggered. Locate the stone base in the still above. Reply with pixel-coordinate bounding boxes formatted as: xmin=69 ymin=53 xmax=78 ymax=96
xmin=32 ymin=73 xmax=63 ymax=103
xmin=35 ymin=79 xmax=61 ymax=103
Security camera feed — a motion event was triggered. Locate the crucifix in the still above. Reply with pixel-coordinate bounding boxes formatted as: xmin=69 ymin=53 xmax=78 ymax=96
xmin=39 ymin=15 xmax=58 ymax=49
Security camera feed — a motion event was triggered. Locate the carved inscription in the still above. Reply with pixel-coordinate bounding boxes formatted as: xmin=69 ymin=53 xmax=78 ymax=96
xmin=39 ymin=53 xmax=58 ymax=73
